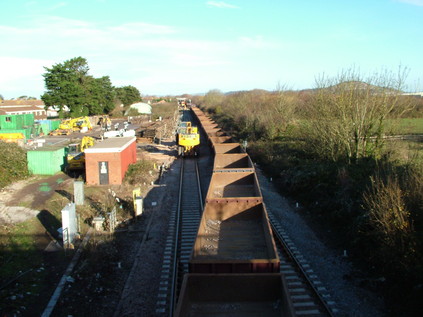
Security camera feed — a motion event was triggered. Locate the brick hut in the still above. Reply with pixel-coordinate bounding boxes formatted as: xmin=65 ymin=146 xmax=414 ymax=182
xmin=85 ymin=137 xmax=136 ymax=185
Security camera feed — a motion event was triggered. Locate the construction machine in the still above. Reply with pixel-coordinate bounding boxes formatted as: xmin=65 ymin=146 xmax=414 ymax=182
xmin=177 ymin=98 xmax=187 ymax=111
xmin=50 ymin=116 xmax=93 ymax=135
xmin=0 ymin=133 xmax=25 ymax=144
xmin=97 ymin=115 xmax=112 ymax=131
xmin=177 ymin=121 xmax=200 ymax=156
xmin=66 ymin=136 xmax=95 ymax=171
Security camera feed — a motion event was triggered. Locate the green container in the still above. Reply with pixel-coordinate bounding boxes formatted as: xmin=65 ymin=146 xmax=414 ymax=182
xmin=23 ymin=114 xmax=35 ymax=127
xmin=0 ymin=114 xmax=33 ymax=130
xmin=40 ymin=123 xmax=51 ymax=135
xmin=30 ymin=124 xmax=42 ymax=137
xmin=27 ymin=146 xmax=67 ymax=175
xmin=51 ymin=120 xmax=60 ymax=130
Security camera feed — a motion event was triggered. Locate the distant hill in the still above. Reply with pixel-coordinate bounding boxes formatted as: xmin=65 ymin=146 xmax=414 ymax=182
xmin=299 ymin=81 xmax=401 ymax=95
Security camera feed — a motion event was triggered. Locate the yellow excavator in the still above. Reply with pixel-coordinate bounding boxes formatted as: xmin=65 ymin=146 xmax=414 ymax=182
xmin=50 ymin=116 xmax=93 ymax=135
xmin=66 ymin=136 xmax=95 ymax=171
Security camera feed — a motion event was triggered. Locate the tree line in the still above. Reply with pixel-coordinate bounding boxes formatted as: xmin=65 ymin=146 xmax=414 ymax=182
xmin=41 ymin=56 xmax=141 ymax=118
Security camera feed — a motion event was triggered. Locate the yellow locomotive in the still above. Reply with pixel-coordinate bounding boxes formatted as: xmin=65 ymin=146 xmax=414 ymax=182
xmin=177 ymin=121 xmax=200 ymax=156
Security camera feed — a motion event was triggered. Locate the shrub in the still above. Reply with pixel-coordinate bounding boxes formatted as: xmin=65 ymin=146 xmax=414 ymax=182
xmin=0 ymin=141 xmax=30 ymax=189
xmin=124 ymin=160 xmax=156 ymax=186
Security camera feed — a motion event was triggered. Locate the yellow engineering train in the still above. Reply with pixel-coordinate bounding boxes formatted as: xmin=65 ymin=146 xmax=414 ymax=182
xmin=177 ymin=121 xmax=200 ymax=156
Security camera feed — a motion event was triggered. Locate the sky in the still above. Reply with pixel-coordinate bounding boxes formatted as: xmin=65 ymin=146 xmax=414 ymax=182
xmin=0 ymin=0 xmax=422 ymax=98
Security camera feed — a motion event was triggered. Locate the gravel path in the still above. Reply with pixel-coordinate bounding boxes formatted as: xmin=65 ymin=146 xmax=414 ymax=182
xmin=115 ymin=158 xmax=181 ymax=317
xmin=255 ymin=167 xmax=387 ymax=317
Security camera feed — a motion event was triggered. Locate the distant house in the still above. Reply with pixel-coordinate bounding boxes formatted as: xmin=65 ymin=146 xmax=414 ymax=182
xmin=0 ymin=100 xmax=47 ymax=119
xmin=45 ymin=105 xmax=70 ymax=117
xmin=0 ymin=106 xmax=47 ymax=120
xmin=0 ymin=99 xmax=45 ymax=108
xmin=125 ymin=102 xmax=152 ymax=115
xmin=402 ymin=92 xmax=423 ymax=97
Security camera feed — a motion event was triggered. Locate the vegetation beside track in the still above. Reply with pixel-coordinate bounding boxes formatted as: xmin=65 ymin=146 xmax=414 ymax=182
xmin=0 ymin=141 xmax=30 ymax=189
xmin=194 ymin=70 xmax=423 ymax=316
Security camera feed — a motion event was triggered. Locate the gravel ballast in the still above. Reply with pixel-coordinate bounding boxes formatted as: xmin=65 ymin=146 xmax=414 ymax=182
xmin=255 ymin=167 xmax=387 ymax=316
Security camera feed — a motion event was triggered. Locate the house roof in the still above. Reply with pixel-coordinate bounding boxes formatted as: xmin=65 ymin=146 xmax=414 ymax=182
xmin=0 ymin=100 xmax=45 ymax=107
xmin=0 ymin=106 xmax=45 ymax=113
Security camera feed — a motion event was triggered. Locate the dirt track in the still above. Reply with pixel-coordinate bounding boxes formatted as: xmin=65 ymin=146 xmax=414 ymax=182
xmin=0 ymin=174 xmax=73 ymax=225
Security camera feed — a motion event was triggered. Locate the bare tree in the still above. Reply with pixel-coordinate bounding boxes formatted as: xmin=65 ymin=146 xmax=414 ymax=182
xmin=203 ymin=89 xmax=225 ymax=113
xmin=303 ymin=66 xmax=411 ymax=163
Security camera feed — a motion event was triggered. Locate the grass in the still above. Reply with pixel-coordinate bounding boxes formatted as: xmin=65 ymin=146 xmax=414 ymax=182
xmin=0 ymin=181 xmax=101 ymax=316
xmin=1 ymin=219 xmax=44 ymax=275
xmin=385 ymin=138 xmax=423 ymax=164
xmin=386 ymin=118 xmax=423 ymax=135
xmin=0 ymin=218 xmax=51 ymax=314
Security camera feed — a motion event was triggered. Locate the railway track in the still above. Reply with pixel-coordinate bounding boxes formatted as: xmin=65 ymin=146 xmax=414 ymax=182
xmin=267 ymin=211 xmax=338 ymax=316
xmin=155 ymin=157 xmax=202 ymax=316
xmin=157 ymin=107 xmax=339 ymax=316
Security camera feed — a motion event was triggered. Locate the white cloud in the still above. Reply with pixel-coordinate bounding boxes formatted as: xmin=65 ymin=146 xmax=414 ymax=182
xmin=0 ymin=57 xmax=53 ymax=98
xmin=396 ymin=0 xmax=423 ymax=6
xmin=206 ymin=1 xmax=240 ymax=9
xmin=0 ymin=14 xmax=285 ymax=96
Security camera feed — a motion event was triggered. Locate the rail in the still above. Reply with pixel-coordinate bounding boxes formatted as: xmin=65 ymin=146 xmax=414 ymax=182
xmin=155 ymin=157 xmax=202 ymax=316
xmin=269 ymin=214 xmax=336 ymax=317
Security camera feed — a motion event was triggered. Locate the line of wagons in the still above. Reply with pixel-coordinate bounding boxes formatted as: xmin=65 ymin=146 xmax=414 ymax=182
xmin=174 ymin=106 xmax=295 ymax=316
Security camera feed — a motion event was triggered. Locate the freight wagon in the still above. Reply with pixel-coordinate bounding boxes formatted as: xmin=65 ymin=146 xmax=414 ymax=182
xmin=174 ymin=106 xmax=294 ymax=316
xmin=213 ymin=142 xmax=244 ymax=154
xmin=175 ymin=274 xmax=294 ymax=317
xmin=213 ymin=153 xmax=254 ymax=172
xmin=189 ymin=200 xmax=279 ymax=273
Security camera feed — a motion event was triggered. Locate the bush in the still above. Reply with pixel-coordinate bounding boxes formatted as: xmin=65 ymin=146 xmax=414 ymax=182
xmin=0 ymin=141 xmax=30 ymax=189
xmin=124 ymin=160 xmax=156 ymax=186
xmin=151 ymin=101 xmax=177 ymax=120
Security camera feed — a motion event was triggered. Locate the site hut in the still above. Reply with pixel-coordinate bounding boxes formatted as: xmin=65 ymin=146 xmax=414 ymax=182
xmin=84 ymin=136 xmax=137 ymax=185
xmin=27 ymin=144 xmax=68 ymax=175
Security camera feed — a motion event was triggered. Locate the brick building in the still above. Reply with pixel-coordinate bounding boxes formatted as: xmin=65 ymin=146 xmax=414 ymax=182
xmin=84 ymin=137 xmax=137 ymax=185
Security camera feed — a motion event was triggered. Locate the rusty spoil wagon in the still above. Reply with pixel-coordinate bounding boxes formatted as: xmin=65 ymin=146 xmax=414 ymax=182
xmin=174 ymin=106 xmax=295 ymax=316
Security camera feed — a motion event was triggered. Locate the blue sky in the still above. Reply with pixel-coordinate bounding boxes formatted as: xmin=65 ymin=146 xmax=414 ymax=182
xmin=0 ymin=0 xmax=422 ymax=98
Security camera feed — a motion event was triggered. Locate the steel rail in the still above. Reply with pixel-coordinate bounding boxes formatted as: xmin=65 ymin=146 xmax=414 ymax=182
xmin=194 ymin=159 xmax=204 ymax=212
xmin=168 ymin=157 xmax=203 ymax=316
xmin=270 ymin=220 xmax=335 ymax=317
xmin=169 ymin=157 xmax=185 ymax=316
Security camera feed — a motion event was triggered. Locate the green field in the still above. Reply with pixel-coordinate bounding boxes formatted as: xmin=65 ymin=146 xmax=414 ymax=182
xmin=387 ymin=118 xmax=423 ymax=135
